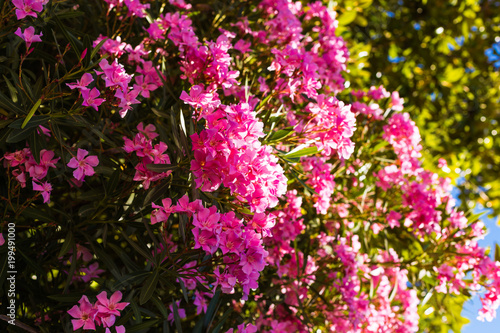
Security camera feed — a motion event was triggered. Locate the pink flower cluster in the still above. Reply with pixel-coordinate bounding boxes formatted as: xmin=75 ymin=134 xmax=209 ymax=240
xmin=3 ymin=148 xmax=59 ymax=203
xmin=262 ymin=0 xmax=349 ymax=95
xmin=11 ymin=0 xmax=47 ymax=51
xmin=185 ymin=99 xmax=287 ymax=213
xmin=151 ymin=194 xmax=275 ymax=300
xmin=67 ymin=73 xmax=105 ymax=111
xmin=383 ymin=112 xmax=422 ymax=175
xmin=301 ymin=156 xmax=336 ymax=214
xmin=67 ymin=291 xmax=128 ymax=331
xmin=66 ymin=32 xmax=163 ymax=116
xmin=103 ymin=0 xmax=150 ymax=18
xmin=123 ymin=123 xmax=172 ymax=189
xmin=304 ymin=95 xmax=357 ymax=159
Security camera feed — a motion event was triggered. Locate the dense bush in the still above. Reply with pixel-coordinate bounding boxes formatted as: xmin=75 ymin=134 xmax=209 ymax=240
xmin=0 ymin=0 xmax=498 ymax=332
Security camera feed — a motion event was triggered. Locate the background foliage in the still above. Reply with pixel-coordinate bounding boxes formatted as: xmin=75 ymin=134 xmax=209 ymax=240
xmin=336 ymin=0 xmax=500 ymax=216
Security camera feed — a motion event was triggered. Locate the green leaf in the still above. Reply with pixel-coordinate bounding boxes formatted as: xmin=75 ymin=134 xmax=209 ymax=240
xmin=150 ymin=296 xmax=169 ymax=319
xmin=338 ymin=10 xmax=357 ymax=26
xmin=90 ymin=38 xmax=108 ymax=61
xmin=9 ymin=115 xmax=50 ymax=129
xmin=143 ymin=179 xmax=171 ymax=207
xmin=495 ymin=244 xmax=500 ymax=262
xmin=21 ymin=207 xmax=53 ymax=223
xmin=6 ymin=127 xmax=36 ymax=143
xmin=0 ymin=90 xmax=24 ymax=115
xmin=105 ymin=169 xmax=122 ymax=198
xmin=172 ymin=299 xmax=183 ymax=333
xmin=203 ymin=290 xmax=221 ymax=328
xmin=28 ymin=130 xmax=45 ymax=164
xmin=47 ymin=293 xmax=88 ymax=303
xmin=284 ymin=146 xmax=318 ymax=159
xmin=178 ymin=278 xmax=189 ymax=303
xmin=145 ymin=163 xmax=178 ymax=173
xmin=140 ymin=270 xmax=160 ymax=305
xmin=127 ymin=319 xmax=160 ymax=333
xmin=266 ymin=127 xmax=294 ymax=143
xmin=3 ymin=75 xmax=18 ymax=103
xmin=212 ymin=308 xmax=233 ymax=333
xmin=445 ymin=66 xmax=465 ymax=83
xmin=112 ymin=271 xmax=150 ymax=290
xmin=91 ymin=243 xmax=122 ymax=279
xmin=53 ymin=15 xmax=83 ymax=58
xmin=78 ymin=204 xmax=97 ymax=217
xmin=118 ymin=227 xmax=155 ymax=261
xmin=372 ymin=140 xmax=389 ymax=153
xmin=21 ymin=98 xmax=42 ymax=129
xmin=58 ymin=230 xmax=74 ymax=258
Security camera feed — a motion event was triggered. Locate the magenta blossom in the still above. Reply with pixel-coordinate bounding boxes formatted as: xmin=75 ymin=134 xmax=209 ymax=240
xmin=67 ymin=295 xmax=97 ymax=331
xmin=67 ymin=149 xmax=99 ymax=181
xmin=67 ymin=73 xmax=94 ymax=91
xmin=96 ymin=291 xmax=129 ymax=316
xmin=81 ymin=87 xmax=105 ymax=111
xmin=32 ymin=180 xmax=52 ymax=203
xmin=79 ymin=262 xmax=105 ymax=283
xmin=14 ymin=26 xmax=43 ymax=49
xmin=12 ymin=0 xmax=46 ymax=20
xmin=105 ymin=326 xmax=126 ymax=333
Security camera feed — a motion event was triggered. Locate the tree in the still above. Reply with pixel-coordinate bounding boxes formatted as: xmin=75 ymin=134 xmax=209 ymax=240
xmin=0 ymin=1 xmax=499 ymax=332
xmin=336 ymin=0 xmax=500 ymax=215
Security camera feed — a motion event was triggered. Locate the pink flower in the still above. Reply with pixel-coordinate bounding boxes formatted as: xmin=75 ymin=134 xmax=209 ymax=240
xmin=67 ymin=73 xmax=94 ymax=90
xmin=37 ymin=125 xmax=51 ymax=136
xmin=79 ymin=262 xmax=105 ymax=282
xmin=67 ymin=149 xmax=99 ymax=181
xmin=387 ymin=211 xmax=402 ymax=228
xmin=192 ymin=228 xmax=219 ymax=254
xmin=14 ymin=26 xmax=43 ymax=49
xmin=234 ymin=39 xmax=252 ymax=54
xmin=26 ymin=149 xmax=59 ymax=180
xmin=32 ymin=180 xmax=52 ymax=203
xmin=0 ymin=234 xmax=4 ymax=246
xmin=193 ymin=291 xmax=207 ymax=315
xmin=151 ymin=198 xmax=175 ymax=224
xmin=81 ymin=87 xmax=105 ymax=111
xmin=180 ymin=85 xmax=221 ymax=115
xmin=11 ymin=0 xmax=45 ymax=20
xmin=96 ymin=59 xmax=131 ymax=90
xmin=390 ymin=91 xmax=404 ymax=111
xmin=105 ymin=326 xmax=126 ymax=333
xmin=167 ymin=301 xmax=186 ymax=324
xmin=96 ymin=291 xmax=129 ymax=315
xmin=133 ymin=74 xmax=158 ymax=98
xmin=67 ymin=295 xmax=97 ymax=331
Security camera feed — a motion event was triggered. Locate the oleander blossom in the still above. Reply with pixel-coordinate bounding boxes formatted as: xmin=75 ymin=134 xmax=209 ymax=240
xmin=67 ymin=149 xmax=99 ymax=181
xmin=14 ymin=26 xmax=43 ymax=49
xmin=67 ymin=292 xmax=128 ymax=331
xmin=11 ymin=0 xmax=48 ymax=20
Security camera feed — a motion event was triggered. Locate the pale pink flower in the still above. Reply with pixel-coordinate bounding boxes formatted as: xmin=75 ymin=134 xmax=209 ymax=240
xmin=67 ymin=73 xmax=94 ymax=90
xmin=32 ymin=180 xmax=52 ymax=203
xmin=14 ymin=26 xmax=42 ymax=49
